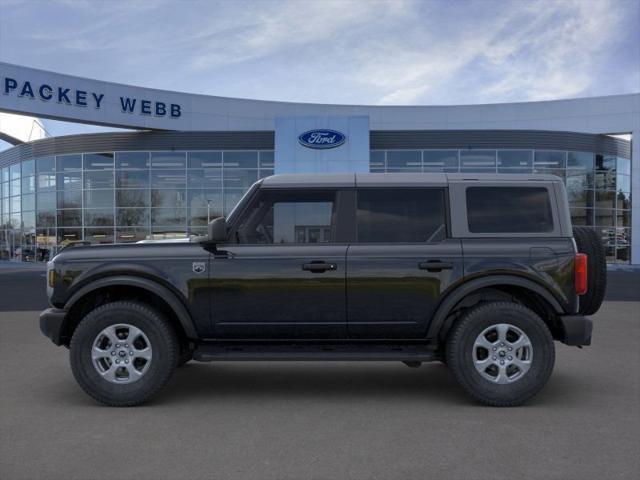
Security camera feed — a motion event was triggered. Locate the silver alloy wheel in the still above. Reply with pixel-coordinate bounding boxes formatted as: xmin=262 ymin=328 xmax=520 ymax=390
xmin=472 ymin=323 xmax=533 ymax=384
xmin=91 ymin=324 xmax=153 ymax=384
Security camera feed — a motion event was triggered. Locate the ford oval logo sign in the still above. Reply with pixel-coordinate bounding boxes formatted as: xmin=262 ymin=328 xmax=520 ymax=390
xmin=298 ymin=129 xmax=346 ymax=149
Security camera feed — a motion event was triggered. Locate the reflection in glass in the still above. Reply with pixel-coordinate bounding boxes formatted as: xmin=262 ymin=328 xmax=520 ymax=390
xmin=616 ymin=174 xmax=630 ymax=193
xmin=85 ymin=228 xmax=114 ymax=244
xmin=187 ymin=169 xmax=222 ymax=188
xmin=10 ymin=178 xmax=20 ymax=196
xmin=22 ymin=194 xmax=35 ymax=211
xmin=117 ymin=189 xmax=149 ymax=208
xmin=567 ymin=151 xmax=594 ymax=169
xmin=188 ymin=151 xmax=222 ymax=169
xmin=594 ymin=209 xmax=614 ymax=227
xmin=570 ymin=208 xmax=593 ymax=226
xmin=9 ymin=164 xmax=20 ymax=180
xmin=57 ymin=228 xmax=82 ymax=245
xmin=151 ymin=208 xmax=186 ymax=226
xmin=116 ymin=170 xmax=149 ymax=188
xmin=223 ymin=169 xmax=257 ymax=189
xmin=36 ymin=157 xmax=55 ymax=174
xmin=259 ymin=151 xmax=275 ymax=168
xmin=616 ymin=210 xmax=630 ymax=228
xmin=83 ymin=153 xmax=114 ymax=170
xmin=57 ymin=190 xmax=82 ymax=209
xmin=22 ymin=176 xmax=36 ymax=194
xmin=37 ymin=173 xmax=56 ymax=191
xmin=386 ymin=151 xmax=421 ymax=170
xmin=84 ymin=190 xmax=114 ymax=209
xmin=22 ymin=159 xmax=35 ymax=177
xmin=36 ymin=211 xmax=55 ymax=228
xmin=57 ymin=171 xmax=82 ymax=190
xmin=116 ymin=227 xmax=150 ymax=243
xmin=616 ymin=157 xmax=630 ymax=176
xmin=57 ymin=155 xmax=82 ymax=171
xmin=84 ymin=170 xmax=114 ymax=189
xmin=423 ymin=150 xmax=458 ymax=172
xmin=460 ymin=150 xmax=496 ymax=171
xmin=84 ymin=209 xmax=115 ymax=226
xmin=116 ymin=152 xmax=149 ymax=169
xmin=37 ymin=192 xmax=57 ymax=211
xmin=498 ymin=151 xmax=533 ymax=170
xmin=117 ymin=208 xmax=149 ymax=227
xmin=150 ymin=152 xmax=186 ymax=169
xmin=224 ymin=151 xmax=258 ymax=168
xmin=10 ymin=196 xmax=20 ymax=213
xmin=534 ymin=151 xmax=566 ymax=169
xmin=370 ymin=151 xmax=385 ymax=169
xmin=595 ymin=190 xmax=617 ymax=209
xmin=151 ymin=170 xmax=186 ymax=189
xmin=57 ymin=209 xmax=82 ymax=227
xmin=151 ymin=189 xmax=185 ymax=208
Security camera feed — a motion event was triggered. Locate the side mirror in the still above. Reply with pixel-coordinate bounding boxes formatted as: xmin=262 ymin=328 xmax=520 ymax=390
xmin=207 ymin=216 xmax=227 ymax=243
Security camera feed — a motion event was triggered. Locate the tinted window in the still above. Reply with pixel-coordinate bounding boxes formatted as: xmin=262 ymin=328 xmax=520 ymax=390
xmin=356 ymin=189 xmax=446 ymax=243
xmin=466 ymin=187 xmax=553 ymax=233
xmin=236 ymin=190 xmax=335 ymax=244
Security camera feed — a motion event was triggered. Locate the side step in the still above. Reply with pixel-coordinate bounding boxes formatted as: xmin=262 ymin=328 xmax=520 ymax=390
xmin=192 ymin=342 xmax=438 ymax=362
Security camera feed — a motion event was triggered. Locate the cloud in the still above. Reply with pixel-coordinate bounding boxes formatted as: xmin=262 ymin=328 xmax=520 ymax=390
xmin=0 ymin=0 xmax=637 ymax=106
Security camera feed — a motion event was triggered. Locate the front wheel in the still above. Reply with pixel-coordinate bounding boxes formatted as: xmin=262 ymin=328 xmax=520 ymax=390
xmin=69 ymin=301 xmax=178 ymax=407
xmin=446 ymin=302 xmax=555 ymax=407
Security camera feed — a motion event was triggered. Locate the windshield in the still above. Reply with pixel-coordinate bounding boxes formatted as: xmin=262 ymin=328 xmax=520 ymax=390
xmin=226 ymin=180 xmax=261 ymax=225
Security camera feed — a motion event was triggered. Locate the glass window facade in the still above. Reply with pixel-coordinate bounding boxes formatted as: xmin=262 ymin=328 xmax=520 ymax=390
xmin=0 ymin=151 xmax=274 ymax=261
xmin=0 ymin=146 xmax=632 ymax=264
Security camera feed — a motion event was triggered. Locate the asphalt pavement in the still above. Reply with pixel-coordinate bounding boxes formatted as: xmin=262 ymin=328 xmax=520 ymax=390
xmin=0 ymin=264 xmax=639 ymax=479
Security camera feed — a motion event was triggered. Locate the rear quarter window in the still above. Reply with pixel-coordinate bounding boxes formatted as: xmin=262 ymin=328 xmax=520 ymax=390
xmin=466 ymin=186 xmax=554 ymax=233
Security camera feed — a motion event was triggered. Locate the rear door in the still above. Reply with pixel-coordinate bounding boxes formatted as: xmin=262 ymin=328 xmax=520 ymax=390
xmin=346 ymin=188 xmax=463 ymax=338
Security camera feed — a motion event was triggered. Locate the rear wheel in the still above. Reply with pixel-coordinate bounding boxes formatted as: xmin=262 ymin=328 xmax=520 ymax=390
xmin=70 ymin=301 xmax=178 ymax=407
xmin=572 ymin=226 xmax=607 ymax=315
xmin=446 ymin=302 xmax=555 ymax=407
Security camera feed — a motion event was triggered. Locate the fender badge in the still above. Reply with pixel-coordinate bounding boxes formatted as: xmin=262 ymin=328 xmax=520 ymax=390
xmin=192 ymin=262 xmax=206 ymax=274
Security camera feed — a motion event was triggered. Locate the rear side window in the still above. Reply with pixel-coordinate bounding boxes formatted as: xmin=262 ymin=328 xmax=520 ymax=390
xmin=356 ymin=189 xmax=446 ymax=243
xmin=466 ymin=187 xmax=553 ymax=233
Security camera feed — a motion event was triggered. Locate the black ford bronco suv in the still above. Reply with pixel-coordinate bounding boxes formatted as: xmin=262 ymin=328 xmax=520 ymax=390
xmin=40 ymin=173 xmax=605 ymax=407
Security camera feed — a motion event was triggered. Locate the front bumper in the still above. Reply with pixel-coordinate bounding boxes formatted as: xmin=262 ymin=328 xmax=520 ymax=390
xmin=39 ymin=308 xmax=68 ymax=346
xmin=558 ymin=315 xmax=593 ymax=346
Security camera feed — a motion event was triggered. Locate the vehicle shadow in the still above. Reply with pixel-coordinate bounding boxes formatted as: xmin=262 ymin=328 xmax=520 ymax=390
xmin=153 ymin=362 xmax=585 ymax=407
xmin=158 ymin=362 xmax=467 ymax=404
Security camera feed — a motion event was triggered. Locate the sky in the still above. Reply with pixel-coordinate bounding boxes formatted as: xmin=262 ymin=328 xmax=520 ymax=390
xmin=0 ymin=0 xmax=638 ymax=143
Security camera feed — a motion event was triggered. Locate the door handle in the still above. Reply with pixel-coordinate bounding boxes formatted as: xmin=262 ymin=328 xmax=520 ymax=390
xmin=302 ymin=262 xmax=337 ymax=273
xmin=418 ymin=261 xmax=453 ymax=272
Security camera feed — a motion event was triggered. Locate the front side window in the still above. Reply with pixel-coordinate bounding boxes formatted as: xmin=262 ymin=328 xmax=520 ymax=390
xmin=356 ymin=189 xmax=446 ymax=243
xmin=466 ymin=187 xmax=553 ymax=233
xmin=235 ymin=190 xmax=336 ymax=244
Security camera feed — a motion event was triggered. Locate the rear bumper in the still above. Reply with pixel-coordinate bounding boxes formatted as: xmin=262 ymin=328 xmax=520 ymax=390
xmin=558 ymin=314 xmax=593 ymax=346
xmin=39 ymin=308 xmax=68 ymax=346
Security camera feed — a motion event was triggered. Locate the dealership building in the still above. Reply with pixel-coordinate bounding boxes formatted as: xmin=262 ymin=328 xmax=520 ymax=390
xmin=0 ymin=62 xmax=638 ymax=264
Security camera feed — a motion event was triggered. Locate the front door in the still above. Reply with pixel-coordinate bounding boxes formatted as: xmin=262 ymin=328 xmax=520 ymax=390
xmin=210 ymin=189 xmax=348 ymax=339
xmin=347 ymin=188 xmax=464 ymax=338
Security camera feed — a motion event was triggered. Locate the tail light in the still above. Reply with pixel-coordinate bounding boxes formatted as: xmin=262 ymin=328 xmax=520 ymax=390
xmin=575 ymin=253 xmax=588 ymax=295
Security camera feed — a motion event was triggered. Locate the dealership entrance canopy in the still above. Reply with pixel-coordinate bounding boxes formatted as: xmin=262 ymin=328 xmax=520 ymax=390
xmin=1 ymin=62 xmax=638 ymax=264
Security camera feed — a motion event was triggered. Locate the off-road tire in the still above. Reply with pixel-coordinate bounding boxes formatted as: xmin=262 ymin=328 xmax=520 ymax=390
xmin=446 ymin=302 xmax=555 ymax=407
xmin=572 ymin=226 xmax=607 ymax=315
xmin=69 ymin=301 xmax=178 ymax=407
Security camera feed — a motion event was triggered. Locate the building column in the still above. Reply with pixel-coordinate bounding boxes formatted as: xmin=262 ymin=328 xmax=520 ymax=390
xmin=631 ymin=129 xmax=639 ymax=265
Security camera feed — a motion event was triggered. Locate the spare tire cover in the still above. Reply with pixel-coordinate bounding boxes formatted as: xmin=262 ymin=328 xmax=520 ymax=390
xmin=572 ymin=226 xmax=607 ymax=315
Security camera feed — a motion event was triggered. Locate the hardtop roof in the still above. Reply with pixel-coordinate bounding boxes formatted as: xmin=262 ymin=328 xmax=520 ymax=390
xmin=260 ymin=172 xmax=562 ymax=188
